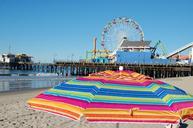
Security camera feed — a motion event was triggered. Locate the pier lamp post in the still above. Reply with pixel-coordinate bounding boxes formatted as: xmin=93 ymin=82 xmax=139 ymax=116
xmin=71 ymin=54 xmax=74 ymax=62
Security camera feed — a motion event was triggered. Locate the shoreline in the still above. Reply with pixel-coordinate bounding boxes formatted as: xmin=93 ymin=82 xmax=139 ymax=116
xmin=0 ymin=87 xmax=51 ymax=96
xmin=0 ymin=76 xmax=71 ymax=92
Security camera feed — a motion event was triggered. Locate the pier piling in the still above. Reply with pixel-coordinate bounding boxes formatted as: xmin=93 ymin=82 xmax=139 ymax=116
xmin=1 ymin=62 xmax=193 ymax=79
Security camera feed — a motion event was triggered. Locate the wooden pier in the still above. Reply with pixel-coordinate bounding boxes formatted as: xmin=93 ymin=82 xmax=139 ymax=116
xmin=1 ymin=62 xmax=193 ymax=78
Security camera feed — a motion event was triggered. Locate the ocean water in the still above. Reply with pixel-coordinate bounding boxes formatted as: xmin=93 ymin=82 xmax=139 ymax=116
xmin=0 ymin=69 xmax=73 ymax=92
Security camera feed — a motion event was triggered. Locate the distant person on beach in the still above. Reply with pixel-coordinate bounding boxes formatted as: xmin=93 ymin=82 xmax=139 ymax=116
xmin=66 ymin=72 xmax=68 ymax=77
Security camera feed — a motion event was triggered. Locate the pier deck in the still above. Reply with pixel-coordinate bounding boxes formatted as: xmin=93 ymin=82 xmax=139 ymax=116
xmin=1 ymin=62 xmax=193 ymax=78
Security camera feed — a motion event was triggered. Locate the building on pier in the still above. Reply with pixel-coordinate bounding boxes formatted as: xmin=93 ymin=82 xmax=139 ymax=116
xmin=0 ymin=53 xmax=16 ymax=63
xmin=15 ymin=54 xmax=33 ymax=63
xmin=114 ymin=37 xmax=176 ymax=64
xmin=0 ymin=53 xmax=33 ymax=63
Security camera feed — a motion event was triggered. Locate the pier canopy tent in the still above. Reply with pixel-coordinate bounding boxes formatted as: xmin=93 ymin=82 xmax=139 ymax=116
xmin=27 ymin=70 xmax=193 ymax=126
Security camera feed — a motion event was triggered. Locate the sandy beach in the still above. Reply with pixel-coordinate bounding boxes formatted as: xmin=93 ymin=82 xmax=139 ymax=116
xmin=0 ymin=77 xmax=193 ymax=128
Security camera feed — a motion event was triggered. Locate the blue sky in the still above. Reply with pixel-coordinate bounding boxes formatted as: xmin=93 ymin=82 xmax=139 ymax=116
xmin=0 ymin=0 xmax=192 ymax=62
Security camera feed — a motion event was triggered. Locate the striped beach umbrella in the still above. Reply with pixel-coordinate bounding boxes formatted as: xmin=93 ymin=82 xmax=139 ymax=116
xmin=27 ymin=70 xmax=193 ymax=127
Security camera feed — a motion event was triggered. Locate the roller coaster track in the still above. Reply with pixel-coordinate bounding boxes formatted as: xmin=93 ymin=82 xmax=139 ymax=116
xmin=166 ymin=42 xmax=193 ymax=58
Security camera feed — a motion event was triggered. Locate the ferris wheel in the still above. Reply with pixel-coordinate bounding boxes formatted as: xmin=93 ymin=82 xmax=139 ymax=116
xmin=101 ymin=17 xmax=145 ymax=53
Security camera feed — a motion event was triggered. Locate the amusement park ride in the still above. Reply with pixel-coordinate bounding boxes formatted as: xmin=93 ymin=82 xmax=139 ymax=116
xmin=86 ymin=17 xmax=193 ymax=64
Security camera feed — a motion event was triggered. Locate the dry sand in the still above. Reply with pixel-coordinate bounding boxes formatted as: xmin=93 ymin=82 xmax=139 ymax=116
xmin=0 ymin=77 xmax=193 ymax=128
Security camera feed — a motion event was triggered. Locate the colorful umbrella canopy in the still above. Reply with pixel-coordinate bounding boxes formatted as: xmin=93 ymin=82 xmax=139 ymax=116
xmin=27 ymin=70 xmax=193 ymax=125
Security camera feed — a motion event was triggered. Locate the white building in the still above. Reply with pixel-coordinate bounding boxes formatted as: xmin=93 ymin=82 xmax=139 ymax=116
xmin=0 ymin=54 xmax=16 ymax=63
